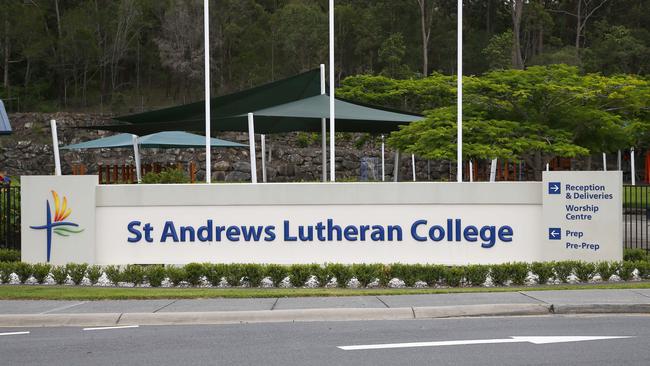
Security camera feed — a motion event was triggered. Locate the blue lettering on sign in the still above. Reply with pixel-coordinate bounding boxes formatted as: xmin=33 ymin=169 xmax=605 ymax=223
xmin=410 ymin=219 xmax=513 ymax=248
xmin=125 ymin=218 xmax=515 ymax=248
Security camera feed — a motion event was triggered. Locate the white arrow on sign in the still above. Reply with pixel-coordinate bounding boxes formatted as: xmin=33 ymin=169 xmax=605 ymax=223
xmin=338 ymin=336 xmax=633 ymax=351
xmin=550 ymin=229 xmax=560 ymax=238
xmin=551 ymin=185 xmax=560 ymax=192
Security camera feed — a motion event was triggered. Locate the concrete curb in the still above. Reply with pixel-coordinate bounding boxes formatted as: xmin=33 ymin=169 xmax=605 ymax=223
xmin=0 ymin=313 xmax=121 ymax=327
xmin=552 ymin=303 xmax=650 ymax=314
xmin=1 ymin=303 xmax=649 ymax=327
xmin=414 ymin=303 xmax=552 ymax=319
xmin=119 ymin=307 xmax=415 ymax=326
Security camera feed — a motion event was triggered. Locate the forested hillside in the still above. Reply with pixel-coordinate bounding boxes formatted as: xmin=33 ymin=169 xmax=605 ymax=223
xmin=0 ymin=0 xmax=648 ymax=114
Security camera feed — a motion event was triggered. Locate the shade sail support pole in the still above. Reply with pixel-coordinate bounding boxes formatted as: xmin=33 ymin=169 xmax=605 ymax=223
xmin=456 ymin=0 xmax=463 ymax=182
xmin=248 ymin=113 xmax=257 ymax=184
xmin=490 ymin=158 xmax=497 ymax=182
xmin=261 ymin=134 xmax=267 ymax=183
xmin=412 ymin=154 xmax=416 ymax=182
xmin=132 ymin=135 xmax=142 ymax=183
xmin=381 ymin=135 xmax=385 ymax=182
xmin=631 ymin=148 xmax=636 ymax=185
xmin=393 ymin=150 xmax=400 ymax=182
xmin=50 ymin=119 xmax=62 ymax=176
xmin=203 ymin=0 xmax=211 ymax=183
xmin=328 ymin=0 xmax=335 ymax=182
xmin=469 ymin=160 xmax=473 ymax=182
xmin=320 ymin=64 xmax=327 ymax=182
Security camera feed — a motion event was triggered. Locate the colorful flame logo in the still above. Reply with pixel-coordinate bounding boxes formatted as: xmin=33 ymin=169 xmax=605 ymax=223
xmin=30 ymin=191 xmax=84 ymax=262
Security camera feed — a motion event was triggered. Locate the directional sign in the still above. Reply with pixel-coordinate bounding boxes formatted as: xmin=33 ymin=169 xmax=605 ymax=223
xmin=548 ymin=228 xmax=561 ymax=240
xmin=542 ymin=171 xmax=622 ymax=262
xmin=548 ymin=182 xmax=561 ymax=195
xmin=338 ymin=336 xmax=633 ymax=351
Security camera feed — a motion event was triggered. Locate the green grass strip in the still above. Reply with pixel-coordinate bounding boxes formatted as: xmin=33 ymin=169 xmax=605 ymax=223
xmin=2 ymin=282 xmax=650 ymax=301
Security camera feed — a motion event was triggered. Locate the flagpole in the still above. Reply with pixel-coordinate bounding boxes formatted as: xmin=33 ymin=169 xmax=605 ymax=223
xmin=204 ymin=0 xmax=211 ymax=183
xmin=329 ymin=0 xmax=336 ymax=182
xmin=456 ymin=0 xmax=463 ymax=182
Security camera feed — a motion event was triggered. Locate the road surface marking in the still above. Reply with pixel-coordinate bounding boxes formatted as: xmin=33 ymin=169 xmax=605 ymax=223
xmin=0 ymin=331 xmax=30 ymax=336
xmin=338 ymin=336 xmax=633 ymax=351
xmin=83 ymin=325 xmax=139 ymax=331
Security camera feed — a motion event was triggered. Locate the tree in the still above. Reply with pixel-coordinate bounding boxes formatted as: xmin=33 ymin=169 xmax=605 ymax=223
xmin=378 ymin=33 xmax=410 ymax=78
xmin=388 ymin=106 xmax=588 ymax=164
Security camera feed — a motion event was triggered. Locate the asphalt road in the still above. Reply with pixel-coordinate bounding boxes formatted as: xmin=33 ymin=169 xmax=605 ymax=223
xmin=1 ymin=315 xmax=649 ymax=366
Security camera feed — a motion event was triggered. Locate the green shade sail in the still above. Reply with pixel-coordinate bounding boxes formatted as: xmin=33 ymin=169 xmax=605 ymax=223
xmin=113 ymin=69 xmax=321 ymax=124
xmin=62 ymin=131 xmax=246 ymax=150
xmin=87 ymin=69 xmax=421 ymax=135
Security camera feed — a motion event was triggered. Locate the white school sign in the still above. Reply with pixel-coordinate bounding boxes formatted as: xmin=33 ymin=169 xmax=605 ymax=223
xmin=20 ymin=172 xmax=622 ymax=265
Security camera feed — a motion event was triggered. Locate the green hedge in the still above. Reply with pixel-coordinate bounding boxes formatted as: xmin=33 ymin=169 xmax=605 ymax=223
xmin=1 ymin=260 xmax=649 ymax=288
xmin=0 ymin=249 xmax=20 ymax=262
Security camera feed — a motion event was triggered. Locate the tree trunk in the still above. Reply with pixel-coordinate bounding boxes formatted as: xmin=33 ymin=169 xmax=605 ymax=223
xmin=575 ymin=0 xmax=582 ymax=49
xmin=510 ymin=0 xmax=524 ymax=69
xmin=3 ymin=18 xmax=9 ymax=90
xmin=417 ymin=0 xmax=429 ymax=76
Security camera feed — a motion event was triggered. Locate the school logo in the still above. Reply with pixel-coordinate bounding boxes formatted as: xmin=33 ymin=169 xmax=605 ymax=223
xmin=30 ymin=191 xmax=84 ymax=262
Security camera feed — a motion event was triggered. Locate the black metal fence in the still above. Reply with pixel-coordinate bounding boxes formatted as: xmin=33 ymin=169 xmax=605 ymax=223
xmin=0 ymin=182 xmax=20 ymax=250
xmin=623 ymin=185 xmax=650 ymax=251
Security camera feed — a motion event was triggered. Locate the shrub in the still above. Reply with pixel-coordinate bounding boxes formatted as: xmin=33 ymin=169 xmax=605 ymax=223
xmin=508 ymin=263 xmax=529 ymax=286
xmin=597 ymin=262 xmax=614 ymax=281
xmin=574 ymin=262 xmax=596 ymax=282
xmin=184 ymin=263 xmax=205 ymax=286
xmin=444 ymin=266 xmax=464 ymax=287
xmin=554 ymin=261 xmax=576 ymax=283
xmin=205 ymin=263 xmax=228 ymax=286
xmin=308 ymin=264 xmax=328 ymax=286
xmin=166 ymin=266 xmax=187 ymax=286
xmin=86 ymin=265 xmax=102 ymax=285
xmin=66 ymin=263 xmax=88 ymax=285
xmin=224 ymin=264 xmax=244 ymax=286
xmin=289 ymin=264 xmax=312 ymax=287
xmin=50 ymin=265 xmax=68 ymax=285
xmin=0 ymin=249 xmax=20 ymax=262
xmin=421 ymin=264 xmax=445 ymax=286
xmin=490 ymin=264 xmax=510 ymax=286
xmin=530 ymin=262 xmax=555 ymax=285
xmin=104 ymin=265 xmax=122 ymax=285
xmin=241 ymin=264 xmax=264 ymax=287
xmin=635 ymin=261 xmax=650 ymax=279
xmin=145 ymin=265 xmax=166 ymax=287
xmin=464 ymin=265 xmax=489 ymax=287
xmin=619 ymin=261 xmax=636 ymax=281
xmin=264 ymin=264 xmax=288 ymax=287
xmin=325 ymin=263 xmax=352 ymax=288
xmin=123 ymin=264 xmax=145 ymax=286
xmin=624 ymin=248 xmax=648 ymax=262
xmin=609 ymin=261 xmax=623 ymax=279
xmin=141 ymin=168 xmax=190 ymax=184
xmin=13 ymin=262 xmax=33 ymax=284
xmin=0 ymin=262 xmax=15 ymax=283
xmin=389 ymin=263 xmax=418 ymax=286
xmin=351 ymin=264 xmax=383 ymax=287
xmin=32 ymin=263 xmax=51 ymax=284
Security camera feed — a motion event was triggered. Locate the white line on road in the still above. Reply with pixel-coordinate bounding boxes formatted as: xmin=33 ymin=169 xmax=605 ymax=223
xmin=338 ymin=336 xmax=634 ymax=351
xmin=83 ymin=325 xmax=139 ymax=331
xmin=0 ymin=331 xmax=30 ymax=336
